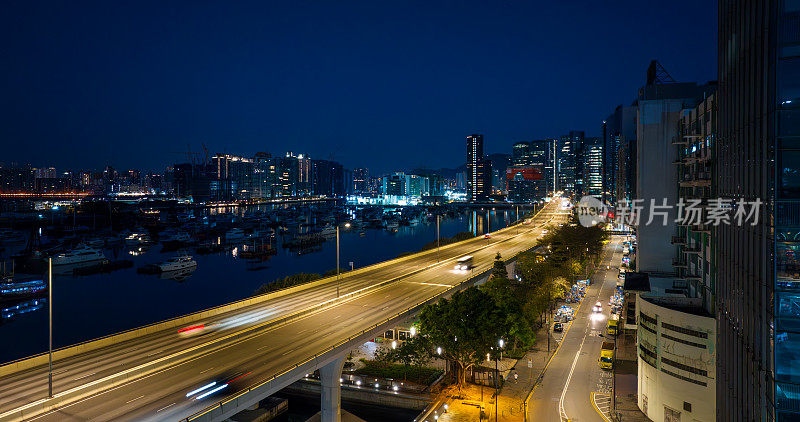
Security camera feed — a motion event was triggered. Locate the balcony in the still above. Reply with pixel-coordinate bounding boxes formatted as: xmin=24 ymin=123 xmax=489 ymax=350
xmin=671 ymin=235 xmax=687 ymax=245
xmin=680 ymin=272 xmax=702 ymax=282
xmin=683 ymin=245 xmax=702 ymax=254
xmin=679 ymin=171 xmax=712 ymax=187
xmin=672 ymin=279 xmax=689 ymax=289
xmin=672 ymin=136 xmax=688 ymax=145
xmin=672 ymin=259 xmax=688 ymax=269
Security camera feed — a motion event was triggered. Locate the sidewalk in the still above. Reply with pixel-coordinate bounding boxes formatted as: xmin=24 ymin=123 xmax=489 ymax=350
xmin=611 ymin=330 xmax=648 ymax=422
xmin=430 ymin=322 xmax=560 ymax=422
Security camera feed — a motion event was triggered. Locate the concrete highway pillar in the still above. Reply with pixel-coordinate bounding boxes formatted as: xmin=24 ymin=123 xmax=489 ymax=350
xmin=320 ymin=356 xmax=346 ymax=422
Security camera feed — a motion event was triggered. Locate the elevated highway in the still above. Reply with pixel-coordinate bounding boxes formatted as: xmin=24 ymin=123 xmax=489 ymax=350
xmin=0 ymin=199 xmax=569 ymax=422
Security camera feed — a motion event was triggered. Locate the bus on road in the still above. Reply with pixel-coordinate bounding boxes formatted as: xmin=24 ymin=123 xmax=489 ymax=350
xmin=455 ymin=256 xmax=473 ymax=271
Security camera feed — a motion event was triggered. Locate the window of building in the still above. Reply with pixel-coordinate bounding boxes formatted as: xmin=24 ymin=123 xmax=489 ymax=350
xmin=779 ymin=58 xmax=800 ymax=105
xmin=780 ymin=151 xmax=800 ymax=198
xmin=776 ymin=382 xmax=800 ymax=414
xmin=664 ymin=406 xmax=681 ymax=422
xmin=778 ymin=292 xmax=800 ymax=332
xmin=778 ymin=233 xmax=800 ymax=290
xmin=775 ymin=332 xmax=800 ymax=383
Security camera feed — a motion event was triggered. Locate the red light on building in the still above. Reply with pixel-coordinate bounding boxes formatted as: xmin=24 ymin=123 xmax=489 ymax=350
xmin=506 ymin=166 xmax=542 ymax=181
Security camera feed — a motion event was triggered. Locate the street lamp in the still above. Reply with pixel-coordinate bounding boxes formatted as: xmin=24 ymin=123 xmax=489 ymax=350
xmin=491 ymin=349 xmax=499 ymax=422
xmin=336 ymin=222 xmax=351 ymax=298
xmin=436 ymin=214 xmax=440 ymax=262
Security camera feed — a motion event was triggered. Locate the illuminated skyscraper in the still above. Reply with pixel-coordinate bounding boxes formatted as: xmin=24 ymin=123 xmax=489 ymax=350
xmin=466 ymin=134 xmax=490 ymax=201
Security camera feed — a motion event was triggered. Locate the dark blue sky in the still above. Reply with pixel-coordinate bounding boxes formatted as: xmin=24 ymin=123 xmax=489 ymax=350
xmin=1 ymin=1 xmax=716 ymax=174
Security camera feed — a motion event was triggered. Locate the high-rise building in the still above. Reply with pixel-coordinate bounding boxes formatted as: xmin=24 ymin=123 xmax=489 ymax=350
xmin=466 ymin=134 xmax=491 ymax=201
xmin=716 ymin=2 xmax=799 ymax=419
xmin=311 ymin=159 xmax=345 ymax=197
xmin=211 ymin=154 xmax=256 ymax=201
xmin=506 ymin=166 xmax=546 ymax=202
xmin=523 ymin=139 xmax=555 ymax=195
xmin=277 ymin=152 xmax=311 ymax=197
xmin=254 ymin=152 xmax=280 ymax=199
xmin=557 ymin=131 xmax=584 ymax=195
xmin=381 ymin=173 xmax=406 ymax=197
xmin=512 ymin=142 xmax=531 ymax=165
xmin=34 ymin=167 xmax=57 ymax=179
xmin=404 ymin=174 xmax=430 ymax=197
xmin=634 ymin=91 xmax=718 ymax=422
xmin=579 ymin=137 xmax=603 ymax=199
xmin=602 ymin=104 xmax=638 ymax=204
xmin=635 ymin=72 xmax=716 ymax=275
xmin=486 ymin=153 xmax=511 ymax=194
xmin=353 ymin=168 xmax=369 ymax=194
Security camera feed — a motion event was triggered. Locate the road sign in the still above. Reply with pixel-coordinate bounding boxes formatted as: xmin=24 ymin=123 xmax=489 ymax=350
xmin=528 ymin=359 xmax=532 ymax=368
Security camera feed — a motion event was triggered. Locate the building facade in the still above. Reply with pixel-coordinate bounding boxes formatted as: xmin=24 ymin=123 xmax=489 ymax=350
xmin=557 ymin=131 xmax=583 ymax=195
xmin=637 ymin=293 xmax=716 ymax=422
xmin=635 ymin=80 xmax=715 ymax=275
xmin=506 ymin=166 xmax=546 ymax=202
xmin=466 ymin=134 xmax=491 ymax=201
xmin=580 ymin=137 xmax=604 ymax=199
xmin=716 ymin=1 xmax=799 ymax=419
xmin=602 ymin=104 xmax=638 ymax=204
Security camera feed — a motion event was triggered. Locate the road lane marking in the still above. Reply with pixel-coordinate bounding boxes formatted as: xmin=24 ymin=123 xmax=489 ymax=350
xmin=156 ymin=402 xmax=175 ymax=412
xmin=559 ymin=349 xmax=581 ymax=421
xmin=406 ymin=281 xmax=452 ymax=288
xmin=591 ymin=392 xmax=612 ymax=422
xmin=200 ymin=367 xmax=215 ymax=374
xmin=125 ymin=395 xmax=144 ymax=404
xmin=73 ymin=372 xmax=96 ymax=380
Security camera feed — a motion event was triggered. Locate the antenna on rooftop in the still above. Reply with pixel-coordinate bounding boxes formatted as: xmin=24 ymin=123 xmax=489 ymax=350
xmin=646 ymin=60 xmax=676 ymax=85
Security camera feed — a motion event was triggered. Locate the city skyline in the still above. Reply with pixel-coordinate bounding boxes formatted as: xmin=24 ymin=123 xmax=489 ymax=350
xmin=1 ymin=1 xmax=716 ymax=174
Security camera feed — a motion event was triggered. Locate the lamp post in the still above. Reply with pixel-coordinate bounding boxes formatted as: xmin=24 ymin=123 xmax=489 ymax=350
xmin=486 ymin=210 xmax=490 ymax=243
xmin=499 ymin=339 xmax=504 ymax=361
xmin=494 ymin=351 xmax=499 ymax=422
xmin=436 ymin=214 xmax=440 ymax=262
xmin=48 ymin=257 xmax=53 ymax=398
xmin=336 ymin=222 xmax=351 ymax=298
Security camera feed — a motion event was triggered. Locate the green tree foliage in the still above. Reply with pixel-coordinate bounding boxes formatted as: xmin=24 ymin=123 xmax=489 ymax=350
xmin=479 ymin=253 xmax=535 ymax=351
xmin=376 ymin=335 xmax=433 ymax=379
xmin=417 ymin=287 xmax=507 ymax=387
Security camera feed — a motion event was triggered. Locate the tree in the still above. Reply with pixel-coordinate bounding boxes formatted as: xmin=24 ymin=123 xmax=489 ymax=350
xmin=481 ymin=253 xmax=514 ymax=306
xmin=417 ymin=287 xmax=507 ymax=388
xmin=480 ymin=253 xmax=535 ymax=351
xmin=377 ymin=336 xmax=432 ymax=380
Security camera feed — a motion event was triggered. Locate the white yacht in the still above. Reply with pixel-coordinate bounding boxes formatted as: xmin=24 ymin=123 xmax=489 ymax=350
xmin=52 ymin=245 xmax=106 ymax=266
xmin=226 ymin=228 xmax=246 ymax=241
xmin=125 ymin=232 xmax=152 ymax=245
xmin=318 ymin=225 xmax=337 ymax=236
xmin=157 ymin=255 xmax=198 ymax=272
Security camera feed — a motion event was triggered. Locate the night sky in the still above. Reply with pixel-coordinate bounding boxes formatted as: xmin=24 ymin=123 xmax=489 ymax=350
xmin=1 ymin=1 xmax=716 ymax=174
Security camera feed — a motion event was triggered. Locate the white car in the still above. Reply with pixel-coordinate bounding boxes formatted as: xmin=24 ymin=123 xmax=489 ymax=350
xmin=592 ymin=301 xmax=603 ymax=313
